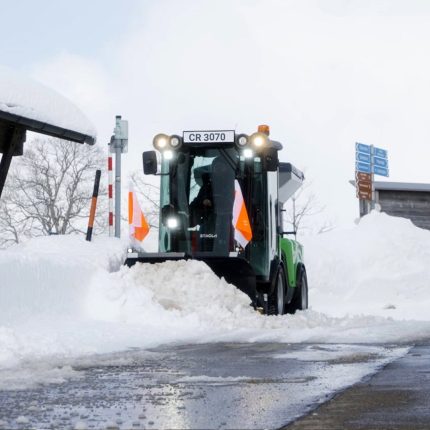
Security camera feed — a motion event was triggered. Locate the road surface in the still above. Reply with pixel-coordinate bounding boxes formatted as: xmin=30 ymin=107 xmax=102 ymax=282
xmin=0 ymin=342 xmax=411 ymax=429
xmin=285 ymin=342 xmax=430 ymax=430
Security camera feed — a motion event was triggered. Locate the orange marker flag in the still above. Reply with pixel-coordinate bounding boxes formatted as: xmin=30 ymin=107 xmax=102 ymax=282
xmin=128 ymin=186 xmax=150 ymax=242
xmin=232 ymin=180 xmax=252 ymax=248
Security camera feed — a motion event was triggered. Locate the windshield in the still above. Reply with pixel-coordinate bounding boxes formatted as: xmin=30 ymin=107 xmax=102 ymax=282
xmin=158 ymin=147 xmax=269 ymax=275
xmin=159 ymin=148 xmax=237 ymax=256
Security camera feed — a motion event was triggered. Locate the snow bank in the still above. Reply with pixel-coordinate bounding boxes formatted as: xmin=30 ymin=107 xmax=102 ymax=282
xmin=1 ymin=212 xmax=430 ymax=372
xmin=302 ymin=211 xmax=430 ymax=320
xmin=0 ymin=66 xmax=96 ymax=138
xmin=0 ymin=236 xmax=126 ymax=367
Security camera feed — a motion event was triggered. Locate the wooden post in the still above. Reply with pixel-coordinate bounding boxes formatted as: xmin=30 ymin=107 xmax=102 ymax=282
xmin=86 ymin=169 xmax=101 ymax=242
xmin=0 ymin=125 xmax=25 ymax=198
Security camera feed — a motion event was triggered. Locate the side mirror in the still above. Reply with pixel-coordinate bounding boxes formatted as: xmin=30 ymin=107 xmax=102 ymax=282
xmin=281 ymin=231 xmax=297 ymax=236
xmin=142 ymin=150 xmax=158 ymax=175
xmin=262 ymin=147 xmax=279 ymax=171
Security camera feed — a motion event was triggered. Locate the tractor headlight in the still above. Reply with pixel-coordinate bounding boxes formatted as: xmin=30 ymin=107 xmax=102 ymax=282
xmin=163 ymin=150 xmax=174 ymax=160
xmin=249 ymin=132 xmax=269 ymax=149
xmin=236 ymin=133 xmax=249 ymax=147
xmin=170 ymin=135 xmax=182 ymax=149
xmin=153 ymin=133 xmax=170 ymax=150
xmin=243 ymin=148 xmax=254 ymax=159
xmin=166 ymin=217 xmax=179 ymax=229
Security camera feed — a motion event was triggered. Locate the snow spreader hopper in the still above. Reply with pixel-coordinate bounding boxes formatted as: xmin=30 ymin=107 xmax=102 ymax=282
xmin=126 ymin=126 xmax=308 ymax=315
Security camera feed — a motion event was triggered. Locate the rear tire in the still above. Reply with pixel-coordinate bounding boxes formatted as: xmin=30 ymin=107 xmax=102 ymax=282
xmin=267 ymin=267 xmax=286 ymax=315
xmin=290 ymin=267 xmax=308 ymax=313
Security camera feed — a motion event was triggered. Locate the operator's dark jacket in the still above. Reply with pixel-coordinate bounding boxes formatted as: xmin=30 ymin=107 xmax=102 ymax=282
xmin=189 ymin=179 xmax=214 ymax=229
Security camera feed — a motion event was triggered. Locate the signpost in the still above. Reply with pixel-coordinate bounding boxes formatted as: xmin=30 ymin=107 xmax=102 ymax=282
xmin=373 ymin=157 xmax=388 ymax=168
xmin=355 ymin=170 xmax=372 ymax=201
xmin=373 ymin=166 xmax=389 ymax=177
xmin=355 ymin=143 xmax=371 ymax=154
xmin=109 ymin=115 xmax=128 ymax=238
xmin=355 ymin=172 xmax=371 ymax=182
xmin=355 ymin=142 xmax=389 ymax=212
xmin=356 ymin=188 xmax=372 ymax=200
xmin=374 ymin=148 xmax=387 ymax=159
xmin=356 ymin=152 xmax=371 ymax=163
xmin=356 ymin=161 xmax=371 ymax=174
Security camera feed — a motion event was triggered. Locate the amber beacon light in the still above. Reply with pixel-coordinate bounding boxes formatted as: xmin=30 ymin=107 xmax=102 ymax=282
xmin=258 ymin=124 xmax=270 ymax=136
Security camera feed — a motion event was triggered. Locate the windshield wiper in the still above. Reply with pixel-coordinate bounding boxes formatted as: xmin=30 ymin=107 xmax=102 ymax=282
xmin=219 ymin=148 xmax=237 ymax=171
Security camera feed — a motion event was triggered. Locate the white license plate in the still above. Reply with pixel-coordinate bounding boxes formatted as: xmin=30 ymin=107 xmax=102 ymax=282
xmin=183 ymin=130 xmax=235 ymax=144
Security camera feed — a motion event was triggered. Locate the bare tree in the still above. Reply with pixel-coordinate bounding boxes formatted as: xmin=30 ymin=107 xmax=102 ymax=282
xmin=0 ymin=137 xmax=106 ymax=247
xmin=0 ymin=188 xmax=33 ymax=247
xmin=128 ymin=171 xmax=159 ymax=229
xmin=283 ymin=180 xmax=335 ymax=236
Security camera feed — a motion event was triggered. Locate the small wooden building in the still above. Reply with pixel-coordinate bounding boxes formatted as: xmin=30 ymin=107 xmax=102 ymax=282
xmin=359 ymin=181 xmax=430 ymax=230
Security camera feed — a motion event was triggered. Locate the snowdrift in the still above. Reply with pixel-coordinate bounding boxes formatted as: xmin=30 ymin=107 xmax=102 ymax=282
xmin=303 ymin=211 xmax=430 ymax=320
xmin=1 ymin=212 xmax=430 ymax=371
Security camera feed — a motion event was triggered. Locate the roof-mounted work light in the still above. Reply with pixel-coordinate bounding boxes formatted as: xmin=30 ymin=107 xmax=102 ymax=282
xmin=169 ymin=134 xmax=182 ymax=149
xmin=249 ymin=132 xmax=269 ymax=149
xmin=153 ymin=133 xmax=183 ymax=151
xmin=153 ymin=133 xmax=170 ymax=150
xmin=0 ymin=67 xmax=96 ymax=198
xmin=236 ymin=133 xmax=249 ymax=148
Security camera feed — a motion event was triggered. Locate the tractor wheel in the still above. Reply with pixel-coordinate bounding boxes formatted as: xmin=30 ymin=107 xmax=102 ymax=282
xmin=267 ymin=267 xmax=286 ymax=315
xmin=290 ymin=268 xmax=308 ymax=313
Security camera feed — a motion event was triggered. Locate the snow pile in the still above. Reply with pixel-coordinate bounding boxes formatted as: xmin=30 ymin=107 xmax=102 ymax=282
xmin=303 ymin=211 xmax=430 ymax=320
xmin=0 ymin=235 xmax=126 ymax=368
xmin=0 ymin=236 xmax=125 ymax=326
xmin=0 ymin=66 xmax=96 ymax=138
xmin=1 ymin=212 xmax=430 ymax=372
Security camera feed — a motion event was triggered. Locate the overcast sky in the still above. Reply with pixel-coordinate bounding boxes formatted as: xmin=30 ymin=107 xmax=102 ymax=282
xmin=2 ymin=0 xmax=430 ymax=230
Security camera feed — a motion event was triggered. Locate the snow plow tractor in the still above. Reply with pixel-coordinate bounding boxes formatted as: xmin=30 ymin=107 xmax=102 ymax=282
xmin=126 ymin=126 xmax=308 ymax=315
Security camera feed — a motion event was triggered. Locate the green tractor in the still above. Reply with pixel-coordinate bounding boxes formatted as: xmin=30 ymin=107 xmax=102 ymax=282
xmin=126 ymin=126 xmax=308 ymax=315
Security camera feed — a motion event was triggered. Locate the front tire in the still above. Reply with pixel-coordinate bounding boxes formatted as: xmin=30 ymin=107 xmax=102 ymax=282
xmin=290 ymin=268 xmax=308 ymax=312
xmin=267 ymin=267 xmax=286 ymax=315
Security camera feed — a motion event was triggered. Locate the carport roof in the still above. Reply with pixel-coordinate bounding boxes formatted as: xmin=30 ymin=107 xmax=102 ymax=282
xmin=349 ymin=180 xmax=430 ymax=192
xmin=374 ymin=181 xmax=430 ymax=192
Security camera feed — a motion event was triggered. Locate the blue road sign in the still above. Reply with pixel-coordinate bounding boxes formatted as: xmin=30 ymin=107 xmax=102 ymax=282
xmin=356 ymin=142 xmax=371 ymax=154
xmin=356 ymin=161 xmax=371 ymax=174
xmin=373 ymin=166 xmax=389 ymax=177
xmin=374 ymin=147 xmax=388 ymax=159
xmin=356 ymin=152 xmax=371 ymax=163
xmin=373 ymin=156 xmax=388 ymax=168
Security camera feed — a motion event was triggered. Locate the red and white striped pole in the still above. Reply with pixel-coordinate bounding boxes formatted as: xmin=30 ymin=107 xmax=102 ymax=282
xmin=108 ymin=155 xmax=114 ymax=236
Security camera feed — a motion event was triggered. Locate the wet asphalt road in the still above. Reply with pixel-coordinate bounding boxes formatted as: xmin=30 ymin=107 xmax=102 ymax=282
xmin=285 ymin=342 xmax=430 ymax=430
xmin=0 ymin=342 xmax=410 ymax=429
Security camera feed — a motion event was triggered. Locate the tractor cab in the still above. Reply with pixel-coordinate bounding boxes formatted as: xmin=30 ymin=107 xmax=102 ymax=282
xmin=127 ymin=126 xmax=308 ymax=314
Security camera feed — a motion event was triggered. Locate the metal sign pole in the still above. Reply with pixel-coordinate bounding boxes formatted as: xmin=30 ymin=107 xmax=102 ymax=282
xmin=109 ymin=115 xmax=129 ymax=239
xmin=370 ymin=145 xmax=375 ymax=211
xmin=115 ymin=142 xmax=121 ymax=238
xmin=108 ymin=155 xmax=113 ymax=236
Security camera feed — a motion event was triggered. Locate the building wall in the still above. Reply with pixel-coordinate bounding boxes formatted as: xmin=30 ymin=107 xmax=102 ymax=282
xmin=377 ymin=190 xmax=430 ymax=230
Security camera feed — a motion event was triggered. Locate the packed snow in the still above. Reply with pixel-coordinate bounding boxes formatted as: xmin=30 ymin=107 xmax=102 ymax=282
xmin=0 ymin=211 xmax=430 ymax=376
xmin=0 ymin=66 xmax=96 ymax=139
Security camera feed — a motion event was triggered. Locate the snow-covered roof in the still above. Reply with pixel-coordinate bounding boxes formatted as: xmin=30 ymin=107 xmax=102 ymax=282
xmin=0 ymin=66 xmax=96 ymax=144
xmin=374 ymin=181 xmax=430 ymax=192
xmin=350 ymin=180 xmax=430 ymax=193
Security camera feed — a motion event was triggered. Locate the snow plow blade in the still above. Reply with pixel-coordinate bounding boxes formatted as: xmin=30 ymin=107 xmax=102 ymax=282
xmin=125 ymin=252 xmax=257 ymax=305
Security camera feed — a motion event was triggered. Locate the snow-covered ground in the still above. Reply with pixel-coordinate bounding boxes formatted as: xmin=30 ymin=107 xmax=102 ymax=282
xmin=1 ymin=212 xmax=430 ymax=375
